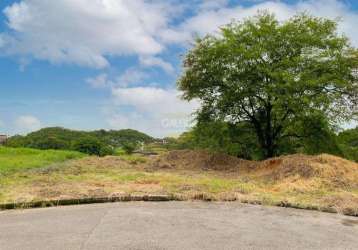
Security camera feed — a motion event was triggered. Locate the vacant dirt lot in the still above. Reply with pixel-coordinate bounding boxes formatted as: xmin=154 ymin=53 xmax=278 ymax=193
xmin=1 ymin=150 xmax=357 ymax=215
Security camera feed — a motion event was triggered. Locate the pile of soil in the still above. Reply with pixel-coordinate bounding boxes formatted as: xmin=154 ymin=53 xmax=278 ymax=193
xmin=150 ymin=150 xmax=253 ymax=171
xmin=74 ymin=150 xmax=358 ymax=190
xmin=151 ymin=150 xmax=358 ymax=189
xmin=255 ymin=154 xmax=358 ymax=188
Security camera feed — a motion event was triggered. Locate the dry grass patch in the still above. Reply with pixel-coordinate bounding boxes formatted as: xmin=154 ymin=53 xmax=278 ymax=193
xmin=1 ymin=150 xmax=357 ymax=215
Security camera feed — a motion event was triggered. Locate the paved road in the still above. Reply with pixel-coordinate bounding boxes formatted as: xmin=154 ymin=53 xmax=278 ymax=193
xmin=0 ymin=202 xmax=357 ymax=250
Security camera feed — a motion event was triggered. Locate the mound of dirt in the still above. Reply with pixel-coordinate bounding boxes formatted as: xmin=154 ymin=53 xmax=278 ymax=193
xmin=75 ymin=150 xmax=358 ymax=190
xmin=255 ymin=154 xmax=358 ymax=189
xmin=151 ymin=150 xmax=358 ymax=189
xmin=150 ymin=150 xmax=253 ymax=171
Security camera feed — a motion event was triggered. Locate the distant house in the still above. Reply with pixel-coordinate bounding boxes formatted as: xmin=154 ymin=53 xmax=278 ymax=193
xmin=0 ymin=135 xmax=7 ymax=145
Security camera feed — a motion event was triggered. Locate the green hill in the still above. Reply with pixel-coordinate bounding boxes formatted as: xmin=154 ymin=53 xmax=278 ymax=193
xmin=5 ymin=127 xmax=154 ymax=154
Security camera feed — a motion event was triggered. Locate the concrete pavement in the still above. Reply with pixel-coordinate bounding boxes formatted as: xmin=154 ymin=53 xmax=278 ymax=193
xmin=0 ymin=202 xmax=357 ymax=250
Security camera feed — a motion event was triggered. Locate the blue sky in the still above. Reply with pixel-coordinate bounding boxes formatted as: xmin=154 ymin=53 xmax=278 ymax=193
xmin=0 ymin=0 xmax=357 ymax=137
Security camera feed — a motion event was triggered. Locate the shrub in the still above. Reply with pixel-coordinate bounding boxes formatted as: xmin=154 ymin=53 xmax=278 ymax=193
xmin=121 ymin=142 xmax=137 ymax=155
xmin=99 ymin=145 xmax=115 ymax=157
xmin=72 ymin=137 xmax=113 ymax=156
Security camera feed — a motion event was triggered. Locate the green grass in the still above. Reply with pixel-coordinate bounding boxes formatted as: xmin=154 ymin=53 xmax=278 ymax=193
xmin=0 ymin=146 xmax=85 ymax=174
xmin=114 ymin=148 xmax=127 ymax=156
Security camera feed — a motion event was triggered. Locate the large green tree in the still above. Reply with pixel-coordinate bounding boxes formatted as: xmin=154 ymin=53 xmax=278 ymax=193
xmin=178 ymin=13 xmax=358 ymax=158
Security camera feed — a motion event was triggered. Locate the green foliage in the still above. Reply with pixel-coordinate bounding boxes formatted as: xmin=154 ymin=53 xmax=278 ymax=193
xmin=30 ymin=136 xmax=68 ymax=150
xmin=121 ymin=142 xmax=138 ymax=155
xmin=339 ymin=126 xmax=358 ymax=147
xmin=338 ymin=127 xmax=358 ymax=162
xmin=178 ymin=12 xmax=358 ymax=158
xmin=4 ymin=135 xmax=28 ymax=148
xmin=177 ymin=121 xmax=262 ymax=160
xmin=6 ymin=127 xmax=78 ymax=149
xmin=0 ymin=146 xmax=84 ymax=174
xmin=5 ymin=127 xmax=153 ymax=156
xmin=275 ymin=113 xmax=343 ymax=156
xmin=91 ymin=129 xmax=153 ymax=147
xmin=72 ymin=137 xmax=113 ymax=156
xmin=174 ymin=113 xmax=346 ymax=160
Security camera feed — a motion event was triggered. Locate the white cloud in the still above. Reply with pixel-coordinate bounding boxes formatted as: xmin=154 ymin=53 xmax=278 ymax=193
xmin=160 ymin=1 xmax=294 ymax=44
xmin=107 ymin=112 xmax=140 ymax=129
xmin=116 ymin=68 xmax=148 ymax=88
xmin=2 ymin=0 xmax=357 ymax=70
xmin=139 ymin=56 xmax=174 ymax=74
xmin=198 ymin=0 xmax=229 ymax=11
xmin=162 ymin=0 xmax=358 ymax=47
xmin=1 ymin=0 xmax=173 ymax=68
xmin=86 ymin=68 xmax=148 ymax=89
xmin=108 ymin=86 xmax=199 ymax=137
xmin=111 ymin=86 xmax=197 ymax=115
xmin=86 ymin=73 xmax=108 ymax=88
xmin=15 ymin=115 xmax=42 ymax=134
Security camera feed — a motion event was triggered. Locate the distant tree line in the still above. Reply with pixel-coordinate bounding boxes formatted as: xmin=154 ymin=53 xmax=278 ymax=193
xmin=5 ymin=127 xmax=154 ymax=156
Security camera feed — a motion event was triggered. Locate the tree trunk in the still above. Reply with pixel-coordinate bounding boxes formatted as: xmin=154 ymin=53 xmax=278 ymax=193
xmin=264 ymin=144 xmax=275 ymax=158
xmin=264 ymin=104 xmax=275 ymax=158
xmin=256 ymin=135 xmax=276 ymax=159
xmin=250 ymin=110 xmax=276 ymax=159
